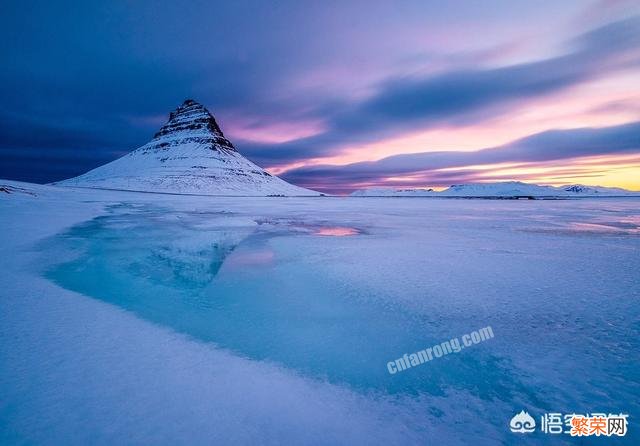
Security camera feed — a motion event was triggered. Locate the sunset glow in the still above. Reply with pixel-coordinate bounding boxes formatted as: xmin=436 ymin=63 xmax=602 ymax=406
xmin=1 ymin=1 xmax=639 ymax=193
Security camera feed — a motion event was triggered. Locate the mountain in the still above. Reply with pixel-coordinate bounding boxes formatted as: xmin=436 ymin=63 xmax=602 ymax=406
xmin=350 ymin=187 xmax=436 ymax=197
xmin=55 ymin=99 xmax=319 ymax=196
xmin=351 ymin=181 xmax=639 ymax=198
xmin=440 ymin=182 xmax=560 ymax=197
xmin=561 ymin=184 xmax=635 ymax=195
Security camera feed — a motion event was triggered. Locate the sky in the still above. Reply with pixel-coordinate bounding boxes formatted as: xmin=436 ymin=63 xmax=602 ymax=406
xmin=1 ymin=0 xmax=640 ymax=194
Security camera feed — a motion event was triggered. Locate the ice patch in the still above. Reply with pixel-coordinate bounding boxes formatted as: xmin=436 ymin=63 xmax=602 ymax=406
xmin=314 ymin=226 xmax=360 ymax=236
xmin=3 ymin=192 xmax=638 ymax=444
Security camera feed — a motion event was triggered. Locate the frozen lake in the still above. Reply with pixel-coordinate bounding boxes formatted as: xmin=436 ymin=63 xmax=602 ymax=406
xmin=1 ymin=186 xmax=639 ymax=444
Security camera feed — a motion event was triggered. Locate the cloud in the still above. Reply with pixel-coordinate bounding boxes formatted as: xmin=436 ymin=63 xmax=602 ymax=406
xmin=237 ymin=16 xmax=640 ymax=167
xmin=0 ymin=146 xmax=126 ymax=184
xmin=1 ymin=3 xmax=639 ymax=184
xmin=281 ymin=121 xmax=640 ymax=193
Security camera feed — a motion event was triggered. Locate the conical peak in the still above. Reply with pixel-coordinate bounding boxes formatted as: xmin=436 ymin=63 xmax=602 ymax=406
xmin=170 ymin=99 xmax=208 ymax=119
xmin=161 ymin=99 xmax=222 ymax=135
xmin=57 ymin=98 xmax=318 ymax=196
xmin=150 ymin=99 xmax=236 ymax=152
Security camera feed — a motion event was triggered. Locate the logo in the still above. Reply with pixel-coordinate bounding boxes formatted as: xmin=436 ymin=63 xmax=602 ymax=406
xmin=510 ymin=410 xmax=536 ymax=433
xmin=509 ymin=410 xmax=628 ymax=437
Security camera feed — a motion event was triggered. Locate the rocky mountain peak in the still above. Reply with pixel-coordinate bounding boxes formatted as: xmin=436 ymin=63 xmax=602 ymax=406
xmin=149 ymin=99 xmax=236 ymax=152
xmin=55 ymin=98 xmax=318 ymax=196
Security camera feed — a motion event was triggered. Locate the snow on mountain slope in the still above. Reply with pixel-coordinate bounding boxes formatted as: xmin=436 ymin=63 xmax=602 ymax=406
xmin=351 ymin=181 xmax=640 ymax=197
xmin=440 ymin=182 xmax=560 ymax=197
xmin=55 ymin=100 xmax=319 ymax=196
xmin=350 ymin=187 xmax=436 ymax=197
xmin=561 ymin=184 xmax=636 ymax=195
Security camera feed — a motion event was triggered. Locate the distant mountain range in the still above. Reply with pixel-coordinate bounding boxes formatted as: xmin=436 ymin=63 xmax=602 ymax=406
xmin=55 ymin=99 xmax=319 ymax=196
xmin=351 ymin=181 xmax=640 ymax=198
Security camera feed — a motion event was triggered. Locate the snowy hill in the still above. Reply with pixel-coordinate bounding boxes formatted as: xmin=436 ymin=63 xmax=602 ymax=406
xmin=560 ymin=184 xmax=635 ymax=195
xmin=351 ymin=181 xmax=639 ymax=198
xmin=55 ymin=99 xmax=319 ymax=196
xmin=350 ymin=187 xmax=436 ymax=197
xmin=440 ymin=182 xmax=560 ymax=197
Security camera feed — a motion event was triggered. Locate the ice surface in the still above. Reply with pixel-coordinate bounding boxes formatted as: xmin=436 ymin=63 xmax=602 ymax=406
xmin=1 ymin=182 xmax=639 ymax=444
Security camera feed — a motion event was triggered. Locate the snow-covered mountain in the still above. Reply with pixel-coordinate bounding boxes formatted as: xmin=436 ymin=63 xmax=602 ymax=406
xmin=56 ymin=99 xmax=319 ymax=196
xmin=350 ymin=187 xmax=436 ymax=197
xmin=351 ymin=181 xmax=639 ymax=198
xmin=440 ymin=182 xmax=560 ymax=197
xmin=560 ymin=184 xmax=635 ymax=195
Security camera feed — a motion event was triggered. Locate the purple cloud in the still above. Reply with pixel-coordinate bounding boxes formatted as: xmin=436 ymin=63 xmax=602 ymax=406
xmin=281 ymin=121 xmax=640 ymax=193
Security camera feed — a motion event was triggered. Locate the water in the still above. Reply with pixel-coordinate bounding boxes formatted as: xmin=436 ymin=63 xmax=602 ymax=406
xmin=41 ymin=198 xmax=640 ymax=443
xmin=44 ymin=205 xmax=502 ymax=395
